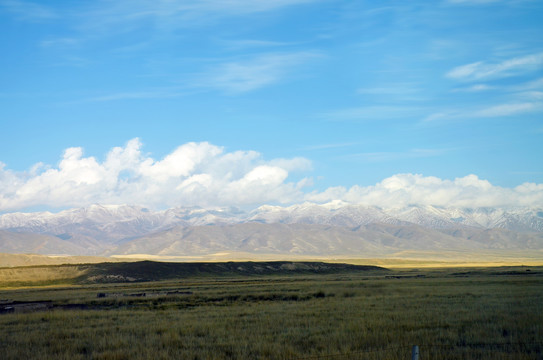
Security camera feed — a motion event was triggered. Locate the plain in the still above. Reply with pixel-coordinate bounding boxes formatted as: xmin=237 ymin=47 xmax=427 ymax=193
xmin=0 ymin=262 xmax=542 ymax=360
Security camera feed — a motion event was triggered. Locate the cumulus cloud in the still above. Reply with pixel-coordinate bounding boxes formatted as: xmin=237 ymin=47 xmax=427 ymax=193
xmin=1 ymin=141 xmax=542 ymax=212
xmin=305 ymin=173 xmax=543 ymax=208
xmin=0 ymin=139 xmax=310 ymax=211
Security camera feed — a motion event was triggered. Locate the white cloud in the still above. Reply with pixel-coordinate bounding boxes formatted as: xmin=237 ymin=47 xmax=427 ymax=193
xmin=199 ymin=52 xmax=320 ymax=93
xmin=343 ymin=149 xmax=447 ymax=162
xmin=1 ymin=141 xmax=542 ymax=212
xmin=323 ymin=105 xmax=423 ymax=122
xmin=423 ymin=101 xmax=542 ymax=122
xmin=220 ymin=39 xmax=295 ymax=51
xmin=446 ymin=53 xmax=543 ymax=81
xmin=302 ymin=142 xmax=358 ymax=151
xmin=40 ymin=38 xmax=80 ymax=48
xmin=452 ymin=84 xmax=494 ymax=92
xmin=143 ymin=0 xmax=315 ymax=16
xmin=517 ymin=77 xmax=543 ymax=91
xmin=0 ymin=0 xmax=57 ymax=20
xmin=473 ymin=102 xmax=542 ymax=117
xmin=269 ymin=157 xmax=312 ymax=172
xmin=357 ymin=83 xmax=421 ymax=95
xmin=306 ymin=174 xmax=543 ymax=208
xmin=0 ymin=139 xmax=310 ymax=211
xmin=447 ymin=0 xmax=501 ymax=4
xmin=521 ymin=91 xmax=543 ymax=100
xmin=80 ymin=0 xmax=319 ymax=32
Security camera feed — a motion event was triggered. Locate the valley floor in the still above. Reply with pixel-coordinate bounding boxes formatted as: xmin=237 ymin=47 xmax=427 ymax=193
xmin=0 ymin=265 xmax=542 ymax=359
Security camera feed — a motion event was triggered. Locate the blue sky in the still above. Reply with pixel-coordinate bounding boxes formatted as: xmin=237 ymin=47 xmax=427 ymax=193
xmin=0 ymin=0 xmax=542 ymax=212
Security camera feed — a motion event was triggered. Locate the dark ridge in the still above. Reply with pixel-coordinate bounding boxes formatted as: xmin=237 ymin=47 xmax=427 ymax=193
xmin=78 ymin=261 xmax=389 ymax=283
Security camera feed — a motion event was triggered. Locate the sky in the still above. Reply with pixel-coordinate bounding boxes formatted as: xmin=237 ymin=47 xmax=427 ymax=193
xmin=0 ymin=0 xmax=542 ymax=213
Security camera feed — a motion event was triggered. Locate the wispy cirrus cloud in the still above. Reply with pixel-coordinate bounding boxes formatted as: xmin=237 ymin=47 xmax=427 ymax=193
xmin=434 ymin=58 xmax=543 ymax=122
xmin=219 ymin=39 xmax=297 ymax=51
xmin=55 ymin=53 xmax=321 ymax=101
xmin=423 ymin=101 xmax=542 ymax=122
xmin=447 ymin=0 xmax=502 ymax=4
xmin=446 ymin=52 xmax=543 ymax=81
xmin=76 ymin=89 xmax=194 ymax=103
xmin=40 ymin=38 xmax=80 ymax=48
xmin=341 ymin=148 xmax=448 ymax=163
xmin=323 ymin=105 xmax=424 ymax=122
xmin=472 ymin=102 xmax=543 ymax=117
xmin=514 ymin=77 xmax=543 ymax=91
xmin=452 ymin=84 xmax=495 ymax=92
xmin=0 ymin=0 xmax=57 ymax=20
xmin=76 ymin=0 xmax=321 ymax=33
xmin=357 ymin=83 xmax=421 ymax=96
xmin=2 ymin=0 xmax=322 ymax=39
xmin=197 ymin=52 xmax=321 ymax=94
xmin=301 ymin=142 xmax=359 ymax=151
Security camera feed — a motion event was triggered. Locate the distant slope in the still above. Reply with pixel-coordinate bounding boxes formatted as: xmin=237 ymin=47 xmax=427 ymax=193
xmin=1 ymin=203 xmax=542 ymax=257
xmin=110 ymin=223 xmax=389 ymax=257
xmin=110 ymin=222 xmax=543 ymax=257
xmin=0 ymin=230 xmax=90 ymax=255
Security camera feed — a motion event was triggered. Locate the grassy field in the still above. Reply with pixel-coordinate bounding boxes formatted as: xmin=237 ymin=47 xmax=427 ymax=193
xmin=0 ymin=263 xmax=542 ymax=359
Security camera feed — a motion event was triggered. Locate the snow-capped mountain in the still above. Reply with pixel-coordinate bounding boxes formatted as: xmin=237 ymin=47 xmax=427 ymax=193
xmin=0 ymin=204 xmax=245 ymax=244
xmin=249 ymin=202 xmax=543 ymax=232
xmin=1 ymin=202 xmax=542 ymax=256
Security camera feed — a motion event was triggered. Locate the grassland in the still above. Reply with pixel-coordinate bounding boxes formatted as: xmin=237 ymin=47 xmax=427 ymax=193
xmin=0 ymin=263 xmax=542 ymax=359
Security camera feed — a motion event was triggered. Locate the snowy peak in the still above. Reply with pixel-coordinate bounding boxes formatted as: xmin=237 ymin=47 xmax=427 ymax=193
xmin=249 ymin=203 xmax=543 ymax=232
xmin=1 ymin=202 xmax=542 ymax=256
xmin=1 ymin=203 xmax=542 ymax=242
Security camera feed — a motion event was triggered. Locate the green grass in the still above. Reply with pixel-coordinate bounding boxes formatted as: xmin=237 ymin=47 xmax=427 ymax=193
xmin=0 ymin=266 xmax=542 ymax=359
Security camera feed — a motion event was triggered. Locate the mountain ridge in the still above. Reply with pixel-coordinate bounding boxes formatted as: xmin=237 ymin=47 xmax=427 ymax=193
xmin=1 ymin=203 xmax=542 ymax=257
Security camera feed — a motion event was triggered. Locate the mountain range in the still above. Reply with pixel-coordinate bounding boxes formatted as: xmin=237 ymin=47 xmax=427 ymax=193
xmin=1 ymin=203 xmax=542 ymax=257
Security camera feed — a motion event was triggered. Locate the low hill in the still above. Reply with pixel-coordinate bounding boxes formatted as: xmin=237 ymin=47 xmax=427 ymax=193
xmin=0 ymin=261 xmax=388 ymax=286
xmin=81 ymin=261 xmax=388 ymax=283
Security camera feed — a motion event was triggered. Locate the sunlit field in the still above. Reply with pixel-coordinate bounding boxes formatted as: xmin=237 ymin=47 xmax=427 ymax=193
xmin=1 ymin=265 xmax=542 ymax=359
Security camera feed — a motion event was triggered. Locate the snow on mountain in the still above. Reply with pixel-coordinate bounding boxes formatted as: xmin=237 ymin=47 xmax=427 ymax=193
xmin=1 ymin=202 xmax=542 ymax=256
xmin=249 ymin=202 xmax=401 ymax=227
xmin=0 ymin=204 xmax=246 ymax=243
xmin=250 ymin=203 xmax=543 ymax=232
xmin=1 ymin=203 xmax=542 ymax=236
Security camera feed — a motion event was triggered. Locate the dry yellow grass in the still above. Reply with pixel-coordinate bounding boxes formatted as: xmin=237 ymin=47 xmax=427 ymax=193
xmin=113 ymin=250 xmax=543 ymax=268
xmin=1 ymin=268 xmax=542 ymax=359
xmin=0 ymin=265 xmax=87 ymax=285
xmin=0 ymin=253 xmax=128 ymax=268
xmin=2 ymin=249 xmax=542 ymax=269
